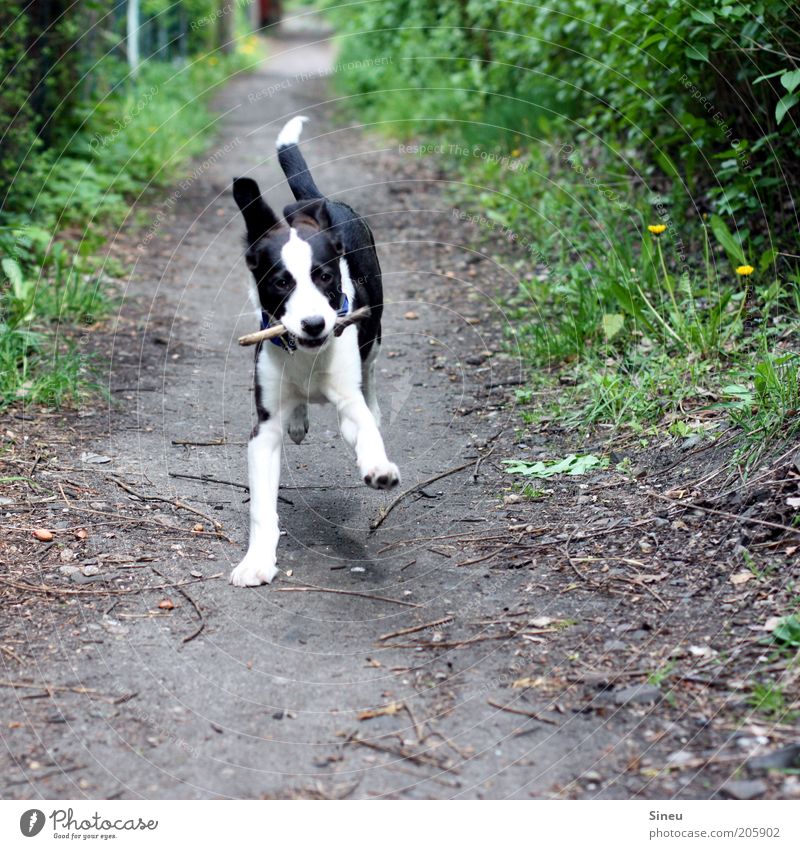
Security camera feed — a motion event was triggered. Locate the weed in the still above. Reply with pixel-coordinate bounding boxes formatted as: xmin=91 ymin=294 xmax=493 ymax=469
xmin=647 ymin=661 xmax=677 ymax=707
xmin=749 ymin=681 xmax=792 ymax=719
xmin=771 ymin=615 xmax=800 ymax=649
xmin=647 ymin=661 xmax=676 ymax=689
xmin=512 ymin=483 xmax=549 ymax=500
xmin=728 ymin=349 xmax=800 ymax=468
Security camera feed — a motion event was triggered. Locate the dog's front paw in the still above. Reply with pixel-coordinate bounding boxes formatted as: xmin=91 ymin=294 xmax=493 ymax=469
xmin=363 ymin=461 xmax=400 ymax=490
xmin=229 ymin=552 xmax=279 ymax=587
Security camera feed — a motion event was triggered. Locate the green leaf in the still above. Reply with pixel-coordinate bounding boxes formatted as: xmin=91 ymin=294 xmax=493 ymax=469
xmin=568 ymin=454 xmax=609 ymax=475
xmin=639 ymin=33 xmax=666 ymax=51
xmin=503 ymin=454 xmax=609 ymax=479
xmin=486 ymin=209 xmax=509 ymax=226
xmin=602 ymin=312 xmax=625 ymax=340
xmin=722 ymin=384 xmax=751 ymax=396
xmin=772 ymin=615 xmax=800 ymax=648
xmin=752 ymin=69 xmax=786 ymax=86
xmin=759 ymin=247 xmax=779 ymax=272
xmin=709 ymin=214 xmax=746 ymax=265
xmin=775 ymin=92 xmax=799 ymax=125
xmin=780 ymin=70 xmax=800 ymax=94
xmin=720 ymin=384 xmax=754 ymax=409
xmin=1 ymin=258 xmax=24 ymax=299
xmin=685 ymin=44 xmax=709 ymax=63
xmin=655 ymin=149 xmax=681 ymax=180
xmin=691 ymin=9 xmax=715 ymax=24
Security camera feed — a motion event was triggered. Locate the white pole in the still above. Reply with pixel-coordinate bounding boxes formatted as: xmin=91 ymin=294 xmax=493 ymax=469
xmin=127 ymin=0 xmax=140 ymax=74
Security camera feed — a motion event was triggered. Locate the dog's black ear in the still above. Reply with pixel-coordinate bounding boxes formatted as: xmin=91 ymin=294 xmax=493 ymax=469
xmin=283 ymin=198 xmax=342 ymax=254
xmin=233 ymin=177 xmax=278 ymax=243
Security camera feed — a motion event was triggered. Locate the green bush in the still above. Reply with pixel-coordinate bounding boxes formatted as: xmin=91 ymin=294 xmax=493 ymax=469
xmin=324 ymin=0 xmax=800 ymax=251
xmin=323 ymin=1 xmax=799 ymax=455
xmin=0 ymin=0 xmax=256 ymax=409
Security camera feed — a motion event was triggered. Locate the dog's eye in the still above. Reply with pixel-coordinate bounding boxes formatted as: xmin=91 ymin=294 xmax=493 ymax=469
xmin=318 ymin=271 xmax=333 ymax=284
xmin=273 ymin=276 xmax=290 ymax=289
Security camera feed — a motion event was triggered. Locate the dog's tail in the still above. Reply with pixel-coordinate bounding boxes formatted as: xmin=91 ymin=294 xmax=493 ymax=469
xmin=276 ymin=116 xmax=323 ymax=200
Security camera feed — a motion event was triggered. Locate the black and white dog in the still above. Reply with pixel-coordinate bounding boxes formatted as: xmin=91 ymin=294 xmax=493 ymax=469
xmin=229 ymin=117 xmax=400 ymax=587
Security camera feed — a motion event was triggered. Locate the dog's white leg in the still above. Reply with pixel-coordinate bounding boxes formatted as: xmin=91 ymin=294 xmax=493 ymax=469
xmin=287 ymin=402 xmax=309 ymax=445
xmin=334 ymin=393 xmax=399 ymax=490
xmin=361 ymin=344 xmax=380 ymax=427
xmin=230 ymin=416 xmax=283 ymax=586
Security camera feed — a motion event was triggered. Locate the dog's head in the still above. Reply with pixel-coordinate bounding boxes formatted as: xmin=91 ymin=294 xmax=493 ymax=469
xmin=233 ymin=177 xmax=344 ymax=350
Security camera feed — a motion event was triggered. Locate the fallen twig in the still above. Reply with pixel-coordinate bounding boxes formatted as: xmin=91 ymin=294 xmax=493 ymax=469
xmin=378 ymin=530 xmax=510 ymax=554
xmin=151 ymin=567 xmax=205 ymax=644
xmin=271 ymin=584 xmax=420 ymax=607
xmin=0 ymin=646 xmax=24 ymax=664
xmin=648 ymin=489 xmax=800 ymax=536
xmin=167 ymin=471 xmax=293 ymax=504
xmin=109 ymin=476 xmax=233 ymax=542
xmin=0 ymin=574 xmax=223 ymax=598
xmin=169 ymin=471 xmax=247 ymax=490
xmin=381 ymin=632 xmax=514 ymax=650
xmin=370 ymin=460 xmax=475 ymax=530
xmin=473 ymin=429 xmax=503 ymax=481
xmin=0 ymin=679 xmax=127 ymax=703
xmin=487 ymin=698 xmax=560 ymax=726
xmin=5 ymin=763 xmax=86 ymax=787
xmin=457 ymin=531 xmax=526 ymax=567
xmin=563 ymin=529 xmax=603 ymax=588
xmin=344 ymin=734 xmax=447 ymax=769
xmin=377 ymin=616 xmax=454 ymax=642
xmin=171 ymin=438 xmax=226 ymax=447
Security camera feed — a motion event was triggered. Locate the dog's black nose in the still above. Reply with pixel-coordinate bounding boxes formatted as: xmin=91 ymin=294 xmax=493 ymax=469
xmin=301 ymin=316 xmax=326 ymax=337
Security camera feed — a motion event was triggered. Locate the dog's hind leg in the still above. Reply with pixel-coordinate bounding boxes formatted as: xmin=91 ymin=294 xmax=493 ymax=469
xmin=287 ymin=402 xmax=309 ymax=445
xmin=229 ymin=414 xmax=282 ymax=587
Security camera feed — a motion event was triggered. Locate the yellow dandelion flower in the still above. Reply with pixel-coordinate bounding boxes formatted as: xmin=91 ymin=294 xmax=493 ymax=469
xmin=735 ymin=264 xmax=754 ymax=276
xmin=511 ymin=149 xmax=521 ymax=157
xmin=647 ymin=224 xmax=667 ymax=235
xmin=208 ymin=56 xmax=219 ymax=65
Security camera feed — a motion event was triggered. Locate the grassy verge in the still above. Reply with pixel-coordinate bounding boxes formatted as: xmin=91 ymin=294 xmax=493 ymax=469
xmin=445 ymin=142 xmax=799 ymax=469
xmin=310 ymin=112 xmax=797 ymax=472
xmin=0 ymin=43 xmax=258 ymax=409
xmin=314 ymin=0 xmax=800 ymax=472
xmin=357 ymin=124 xmax=799 ymax=472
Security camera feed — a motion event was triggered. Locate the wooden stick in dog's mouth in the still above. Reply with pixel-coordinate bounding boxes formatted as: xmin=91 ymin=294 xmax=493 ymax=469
xmin=238 ymin=306 xmax=372 ymax=347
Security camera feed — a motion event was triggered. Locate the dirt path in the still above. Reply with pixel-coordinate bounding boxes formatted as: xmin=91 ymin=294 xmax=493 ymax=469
xmin=2 ymin=28 xmax=798 ymax=801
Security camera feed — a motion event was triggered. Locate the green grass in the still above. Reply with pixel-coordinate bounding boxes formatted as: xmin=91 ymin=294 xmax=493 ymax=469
xmin=748 ymin=681 xmax=795 ymax=720
xmin=0 ymin=47 xmax=255 ymax=410
xmin=513 ymin=483 xmax=549 ymax=501
xmin=445 ymin=143 xmax=799 ymax=461
xmin=727 ymin=350 xmax=800 ymax=467
xmin=316 ymin=0 xmax=800 ymax=474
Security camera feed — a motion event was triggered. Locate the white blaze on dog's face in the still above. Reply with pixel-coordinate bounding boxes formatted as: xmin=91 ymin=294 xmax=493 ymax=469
xmin=278 ymin=228 xmax=339 ymax=348
xmin=231 ymin=181 xmax=345 ymax=350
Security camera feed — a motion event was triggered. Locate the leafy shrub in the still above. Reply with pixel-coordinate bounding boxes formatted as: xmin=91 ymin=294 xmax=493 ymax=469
xmin=324 ymin=0 xmax=800 ymax=252
xmin=0 ymin=1 xmax=255 ymax=409
xmin=322 ymin=0 xmax=799 ymax=453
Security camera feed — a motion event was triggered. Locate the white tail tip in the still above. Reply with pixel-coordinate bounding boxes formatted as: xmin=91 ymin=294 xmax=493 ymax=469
xmin=276 ymin=116 xmax=309 ymax=148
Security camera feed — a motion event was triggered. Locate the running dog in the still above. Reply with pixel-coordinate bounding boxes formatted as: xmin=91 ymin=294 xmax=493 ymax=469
xmin=229 ymin=116 xmax=399 ymax=586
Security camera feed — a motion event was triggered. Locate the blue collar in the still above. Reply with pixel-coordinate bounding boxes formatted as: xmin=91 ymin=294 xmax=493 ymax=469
xmin=261 ymin=294 xmax=350 ymax=352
